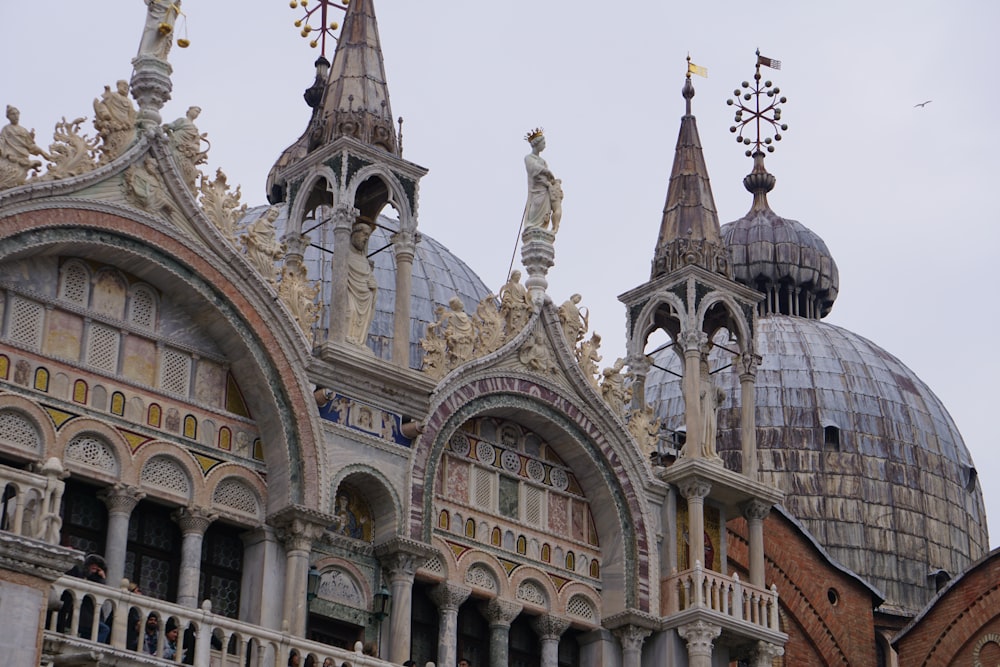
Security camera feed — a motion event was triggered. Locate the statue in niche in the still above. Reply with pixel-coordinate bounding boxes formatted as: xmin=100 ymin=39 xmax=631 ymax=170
xmin=557 ymin=293 xmax=587 ymax=347
xmin=600 ymin=358 xmax=631 ymax=418
xmin=278 ymin=262 xmax=320 ymax=334
xmin=474 ymin=294 xmax=504 ymax=354
xmin=345 ymin=222 xmax=378 ymax=347
xmin=241 ymin=206 xmax=285 ymax=284
xmin=520 ymin=128 xmax=560 ymax=231
xmin=163 ymin=105 xmax=207 ymax=191
xmin=42 ymin=117 xmax=99 ymax=181
xmin=137 ymin=0 xmax=181 ymax=61
xmin=577 ymin=332 xmax=602 ymax=389
xmin=499 ymin=270 xmax=531 ymax=338
xmin=0 ymin=105 xmax=50 ymax=188
xmin=93 ymin=80 xmax=136 ymax=164
xmin=441 ymin=297 xmax=475 ymax=368
xmin=698 ymin=363 xmax=725 ymax=460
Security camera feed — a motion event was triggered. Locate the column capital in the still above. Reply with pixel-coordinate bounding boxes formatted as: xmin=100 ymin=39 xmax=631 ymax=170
xmin=611 ymin=624 xmax=652 ymax=652
xmin=390 ymin=229 xmax=419 ymax=255
xmin=678 ymin=477 xmax=712 ymax=500
xmin=270 ymin=506 xmax=332 ymax=553
xmin=375 ymin=537 xmax=437 ymax=581
xmin=743 ymin=499 xmax=772 ymax=522
xmin=479 ymin=598 xmax=522 ymax=627
xmin=172 ymin=506 xmax=217 ymax=536
xmin=678 ymin=620 xmax=721 ymax=657
xmin=737 ymin=352 xmax=762 ymax=379
xmin=677 ymin=329 xmax=708 ymax=353
xmin=748 ymin=640 xmax=784 ymax=666
xmin=531 ymin=614 xmax=570 ymax=641
xmin=98 ymin=483 xmax=146 ymax=515
xmin=429 ymin=582 xmax=471 ymax=612
xmin=332 ymin=202 xmax=361 ymax=230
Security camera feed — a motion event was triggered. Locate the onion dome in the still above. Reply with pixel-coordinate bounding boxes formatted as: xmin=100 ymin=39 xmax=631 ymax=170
xmin=645 ymin=316 xmax=989 ymax=614
xmin=721 ymin=152 xmax=838 ymax=318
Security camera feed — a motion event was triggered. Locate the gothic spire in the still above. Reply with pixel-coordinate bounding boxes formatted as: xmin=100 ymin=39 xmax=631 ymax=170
xmin=650 ymin=72 xmax=730 ymax=280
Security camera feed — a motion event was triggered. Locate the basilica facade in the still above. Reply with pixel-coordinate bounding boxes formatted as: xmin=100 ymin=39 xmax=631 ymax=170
xmin=0 ymin=2 xmax=997 ymax=667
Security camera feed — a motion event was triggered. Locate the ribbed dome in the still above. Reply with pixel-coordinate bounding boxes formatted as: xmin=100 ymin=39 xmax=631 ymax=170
xmin=721 ymin=153 xmax=839 ymax=319
xmin=245 ymin=205 xmax=493 ymax=368
xmin=646 ymin=315 xmax=989 ymax=614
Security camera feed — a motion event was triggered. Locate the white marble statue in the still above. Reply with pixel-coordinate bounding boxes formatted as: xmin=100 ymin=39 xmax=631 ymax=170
xmin=442 ymin=297 xmax=475 ymax=368
xmin=558 ymin=293 xmax=587 ymax=347
xmin=93 ymin=80 xmax=136 ymax=164
xmin=241 ymin=206 xmax=285 ymax=284
xmin=164 ymin=105 xmax=207 ymax=191
xmin=698 ymin=363 xmax=725 ymax=460
xmin=499 ymin=270 xmax=531 ymax=339
xmin=577 ymin=332 xmax=602 ymax=390
xmin=346 ymin=223 xmax=378 ymax=347
xmin=137 ymin=0 xmax=181 ymax=61
xmin=278 ymin=262 xmax=320 ymax=334
xmin=520 ymin=128 xmax=560 ymax=231
xmin=0 ymin=105 xmax=50 ymax=188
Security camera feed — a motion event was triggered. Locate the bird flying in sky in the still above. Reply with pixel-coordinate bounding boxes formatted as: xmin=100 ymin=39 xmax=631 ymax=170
xmin=914 ymin=100 xmax=932 ymax=108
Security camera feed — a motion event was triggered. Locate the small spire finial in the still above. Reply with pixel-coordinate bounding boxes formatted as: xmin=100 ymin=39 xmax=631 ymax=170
xmin=727 ymin=49 xmax=788 ymax=158
xmin=289 ymin=0 xmax=347 ymax=56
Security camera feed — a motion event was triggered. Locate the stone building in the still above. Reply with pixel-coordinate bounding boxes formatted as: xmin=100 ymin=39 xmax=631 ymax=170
xmin=0 ymin=2 xmax=995 ymax=667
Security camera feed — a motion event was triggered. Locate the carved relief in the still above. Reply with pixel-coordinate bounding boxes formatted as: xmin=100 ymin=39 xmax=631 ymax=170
xmin=124 ymin=156 xmax=174 ymax=217
xmin=42 ymin=117 xmax=98 ymax=181
xmin=93 ymin=80 xmax=136 ymax=164
xmin=198 ymin=169 xmax=247 ymax=244
xmin=163 ymin=105 xmax=208 ymax=192
xmin=277 ymin=261 xmax=320 ymax=334
xmin=599 ymin=358 xmax=631 ymax=418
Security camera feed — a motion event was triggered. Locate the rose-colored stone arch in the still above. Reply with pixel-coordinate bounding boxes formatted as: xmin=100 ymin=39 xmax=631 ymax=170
xmin=509 ymin=565 xmax=558 ymax=613
xmin=55 ymin=416 xmax=133 ymax=485
xmin=205 ymin=463 xmax=267 ymax=526
xmin=131 ymin=440 xmax=205 ymax=506
xmin=456 ymin=550 xmax=510 ymax=599
xmin=412 ymin=375 xmax=654 ymax=613
xmin=0 ymin=207 xmax=321 ymax=509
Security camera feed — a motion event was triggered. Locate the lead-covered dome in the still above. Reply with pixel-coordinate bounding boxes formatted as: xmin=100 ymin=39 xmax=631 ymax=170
xmin=646 ymin=315 xmax=988 ymax=614
xmin=722 ymin=153 xmax=838 ymax=319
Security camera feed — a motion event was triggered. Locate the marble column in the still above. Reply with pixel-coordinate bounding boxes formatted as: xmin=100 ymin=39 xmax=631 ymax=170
xmin=391 ymin=229 xmax=417 ymax=367
xmin=520 ymin=226 xmax=555 ymax=305
xmin=531 ymin=614 xmax=570 ymax=667
xmin=738 ymin=353 xmax=761 ymax=477
xmin=749 ymin=640 xmax=784 ymax=667
xmin=743 ymin=500 xmax=771 ymax=588
xmin=98 ymin=484 xmax=146 ymax=587
xmin=274 ymin=512 xmax=328 ymax=636
xmin=376 ymin=539 xmax=434 ymax=664
xmin=326 ymin=202 xmax=359 ymax=344
xmin=678 ymin=620 xmax=721 ymax=667
xmin=612 ymin=624 xmax=651 ymax=667
xmin=678 ymin=330 xmax=707 ymax=457
xmin=679 ymin=478 xmax=712 ymax=571
xmin=480 ymin=598 xmax=522 ymax=667
xmin=172 ymin=507 xmax=216 ymax=608
xmin=429 ymin=583 xmax=471 ymax=667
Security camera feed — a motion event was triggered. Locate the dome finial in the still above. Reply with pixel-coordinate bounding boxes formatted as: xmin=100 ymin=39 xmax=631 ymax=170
xmin=727 ymin=49 xmax=788 ymax=158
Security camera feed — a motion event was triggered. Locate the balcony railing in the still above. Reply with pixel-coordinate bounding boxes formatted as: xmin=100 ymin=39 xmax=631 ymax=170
xmin=0 ymin=457 xmax=65 ymax=543
xmin=664 ymin=561 xmax=780 ymax=632
xmin=47 ymin=575 xmax=401 ymax=667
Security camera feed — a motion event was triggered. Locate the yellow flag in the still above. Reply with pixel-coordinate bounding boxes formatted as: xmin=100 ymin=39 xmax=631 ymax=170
xmin=687 ymin=62 xmax=708 ymax=78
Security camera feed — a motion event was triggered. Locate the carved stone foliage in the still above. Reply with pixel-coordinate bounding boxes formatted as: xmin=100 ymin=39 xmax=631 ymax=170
xmin=277 ymin=261 xmax=320 ymax=335
xmin=240 ymin=206 xmax=284 ymax=285
xmin=42 ymin=117 xmax=98 ymax=181
xmin=600 ymin=358 xmax=631 ymax=418
xmin=678 ymin=620 xmax=721 ymax=657
xmin=627 ymin=403 xmax=661 ymax=459
xmin=198 ymin=168 xmax=247 ymax=245
xmin=93 ymin=80 xmax=137 ymax=164
xmin=576 ymin=332 xmax=602 ymax=390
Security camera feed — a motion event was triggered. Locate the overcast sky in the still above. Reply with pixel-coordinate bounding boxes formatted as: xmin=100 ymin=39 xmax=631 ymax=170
xmin=4 ymin=1 xmax=999 ymax=546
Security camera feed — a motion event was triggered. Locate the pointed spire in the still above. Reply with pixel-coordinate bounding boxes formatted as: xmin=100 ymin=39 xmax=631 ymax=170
xmin=650 ymin=72 xmax=730 ymax=279
xmin=318 ymin=0 xmax=397 ymax=153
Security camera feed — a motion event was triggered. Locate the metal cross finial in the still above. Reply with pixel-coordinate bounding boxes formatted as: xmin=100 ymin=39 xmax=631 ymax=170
xmin=289 ymin=0 xmax=347 ymax=57
xmin=727 ymin=49 xmax=788 ymax=157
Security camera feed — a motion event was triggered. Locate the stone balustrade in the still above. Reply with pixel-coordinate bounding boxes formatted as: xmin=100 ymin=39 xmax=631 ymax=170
xmin=0 ymin=457 xmax=65 ymax=544
xmin=47 ymin=575 xmax=407 ymax=667
xmin=664 ymin=562 xmax=780 ymax=632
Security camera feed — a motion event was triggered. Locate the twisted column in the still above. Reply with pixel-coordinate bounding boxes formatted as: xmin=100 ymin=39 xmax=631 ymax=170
xmin=531 ymin=615 xmax=570 ymax=667
xmin=98 ymin=484 xmax=146 ymax=586
xmin=429 ymin=583 xmax=471 ymax=667
xmin=480 ymin=598 xmax=522 ymax=667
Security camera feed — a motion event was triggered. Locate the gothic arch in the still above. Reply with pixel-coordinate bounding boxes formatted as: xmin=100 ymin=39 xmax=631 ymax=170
xmin=626 ymin=292 xmax=687 ymax=360
xmin=344 ymin=164 xmax=415 ymax=233
xmin=0 ymin=207 xmax=322 ymax=510
xmin=286 ymin=168 xmax=338 ymax=238
xmin=413 ymin=378 xmax=655 ymax=614
xmin=695 ymin=291 xmax=754 ymax=354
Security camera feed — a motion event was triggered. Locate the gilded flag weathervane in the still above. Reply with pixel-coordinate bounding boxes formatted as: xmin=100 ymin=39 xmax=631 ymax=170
xmin=727 ymin=49 xmax=787 ymax=157
xmin=289 ymin=0 xmax=348 ymax=57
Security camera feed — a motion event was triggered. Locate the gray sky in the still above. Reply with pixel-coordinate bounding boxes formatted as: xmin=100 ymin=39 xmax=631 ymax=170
xmin=4 ymin=1 xmax=999 ymax=545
